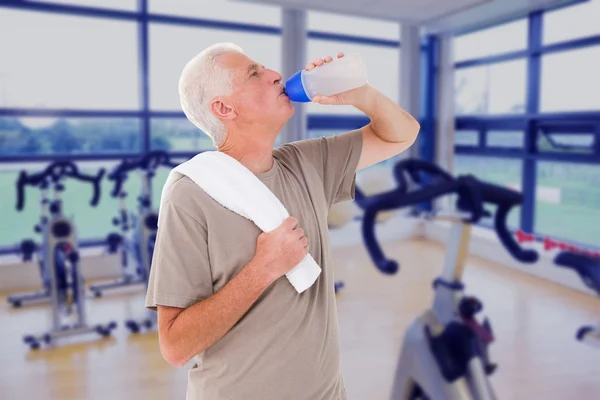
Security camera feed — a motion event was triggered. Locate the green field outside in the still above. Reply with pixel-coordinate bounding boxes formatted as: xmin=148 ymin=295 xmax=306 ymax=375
xmin=0 ymin=166 xmax=172 ymax=249
xmin=454 ymin=156 xmax=600 ymax=247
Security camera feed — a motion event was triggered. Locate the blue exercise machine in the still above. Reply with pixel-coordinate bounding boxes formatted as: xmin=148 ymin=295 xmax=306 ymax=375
xmin=16 ymin=161 xmax=117 ymax=350
xmin=554 ymin=251 xmax=600 ymax=348
xmin=89 ymin=151 xmax=177 ymax=333
xmin=354 ymin=159 xmax=539 ymax=400
xmin=89 ymin=151 xmax=178 ymax=299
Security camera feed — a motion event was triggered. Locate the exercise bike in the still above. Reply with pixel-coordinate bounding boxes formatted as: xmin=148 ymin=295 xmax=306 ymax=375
xmin=355 ymin=159 xmax=539 ymax=400
xmin=7 ymin=178 xmax=54 ymax=308
xmin=89 ymin=151 xmax=178 ymax=333
xmin=89 ymin=151 xmax=178 ymax=300
xmin=554 ymin=250 xmax=600 ymax=348
xmin=17 ymin=161 xmax=117 ymax=350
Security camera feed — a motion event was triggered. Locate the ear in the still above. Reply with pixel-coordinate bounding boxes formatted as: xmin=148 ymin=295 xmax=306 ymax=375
xmin=210 ymin=98 xmax=237 ymax=120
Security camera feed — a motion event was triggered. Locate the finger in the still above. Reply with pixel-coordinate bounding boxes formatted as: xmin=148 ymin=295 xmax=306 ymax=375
xmin=313 ymin=57 xmax=324 ymax=66
xmin=338 ymin=52 xmax=344 ymax=58
xmin=305 ymin=62 xmax=315 ymax=71
xmin=324 ymin=55 xmax=333 ymax=63
xmin=313 ymin=94 xmax=336 ymax=105
xmin=287 ymin=216 xmax=298 ymax=228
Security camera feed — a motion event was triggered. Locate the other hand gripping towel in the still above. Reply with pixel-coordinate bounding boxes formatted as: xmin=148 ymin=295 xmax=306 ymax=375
xmin=158 ymin=151 xmax=322 ymax=294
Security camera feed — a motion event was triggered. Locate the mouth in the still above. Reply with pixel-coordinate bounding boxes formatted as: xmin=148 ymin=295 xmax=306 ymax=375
xmin=279 ymin=87 xmax=287 ymax=97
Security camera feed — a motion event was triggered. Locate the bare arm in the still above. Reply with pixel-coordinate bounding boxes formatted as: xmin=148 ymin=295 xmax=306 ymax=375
xmin=157 ymin=257 xmax=272 ymax=367
xmin=307 ymin=54 xmax=420 ymax=171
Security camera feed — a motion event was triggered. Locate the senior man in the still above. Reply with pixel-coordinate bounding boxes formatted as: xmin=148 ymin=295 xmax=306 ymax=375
xmin=145 ymin=42 xmax=420 ymax=400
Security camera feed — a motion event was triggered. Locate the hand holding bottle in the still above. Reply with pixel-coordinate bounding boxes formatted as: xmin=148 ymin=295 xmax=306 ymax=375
xmin=303 ymin=52 xmax=370 ymax=106
xmin=284 ymin=52 xmax=370 ymax=105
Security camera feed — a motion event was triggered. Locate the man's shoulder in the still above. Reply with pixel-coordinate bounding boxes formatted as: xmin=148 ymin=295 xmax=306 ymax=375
xmin=160 ymin=174 xmax=212 ymax=222
xmin=274 ymin=137 xmax=325 ymax=166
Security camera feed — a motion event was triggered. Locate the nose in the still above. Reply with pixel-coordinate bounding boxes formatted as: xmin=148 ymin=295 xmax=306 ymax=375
xmin=269 ymin=69 xmax=283 ymax=85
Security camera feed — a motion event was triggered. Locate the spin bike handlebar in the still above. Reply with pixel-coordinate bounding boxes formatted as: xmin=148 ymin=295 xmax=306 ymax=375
xmin=356 ymin=159 xmax=538 ymax=274
xmin=392 ymin=158 xmax=455 ymax=193
xmin=16 ymin=160 xmax=105 ymax=211
xmin=108 ymin=151 xmax=179 ymax=197
xmin=455 ymin=175 xmax=539 ymax=263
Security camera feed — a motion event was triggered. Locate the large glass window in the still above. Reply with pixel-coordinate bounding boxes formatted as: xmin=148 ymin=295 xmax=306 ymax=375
xmin=0 ymin=9 xmax=139 ymax=110
xmin=306 ymin=39 xmax=400 ymax=115
xmin=454 ymin=59 xmax=527 ymax=115
xmin=537 ymin=130 xmax=596 ymax=155
xmin=149 ymin=24 xmax=281 ymax=111
xmin=307 ymin=10 xmax=400 ymax=41
xmin=540 ymin=46 xmax=600 ymax=112
xmin=535 ymin=162 xmax=600 ymax=246
xmin=453 ymin=155 xmax=522 ymax=229
xmin=28 ymin=0 xmax=137 ymax=11
xmin=487 ymin=131 xmax=524 ymax=149
xmin=0 ymin=117 xmax=141 ymax=156
xmin=454 ymin=130 xmax=479 ymax=146
xmin=149 ymin=0 xmax=281 ymax=26
xmin=1 ymin=161 xmax=120 ymax=247
xmin=543 ymin=0 xmax=600 ymax=45
xmin=0 ymin=158 xmax=189 ymax=248
xmin=454 ymin=19 xmax=527 ymax=62
xmin=151 ymin=118 xmax=213 ymax=152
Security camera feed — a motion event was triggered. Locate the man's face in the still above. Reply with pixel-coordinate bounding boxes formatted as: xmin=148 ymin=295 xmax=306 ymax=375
xmin=215 ymin=52 xmax=294 ymax=131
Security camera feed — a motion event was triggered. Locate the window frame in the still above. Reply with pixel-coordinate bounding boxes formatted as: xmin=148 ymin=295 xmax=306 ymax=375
xmin=453 ymin=7 xmax=600 ymax=248
xmin=0 ymin=0 xmax=404 ymax=255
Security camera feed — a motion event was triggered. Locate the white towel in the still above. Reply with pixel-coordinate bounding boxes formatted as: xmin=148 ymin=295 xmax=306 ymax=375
xmin=158 ymin=151 xmax=321 ymax=294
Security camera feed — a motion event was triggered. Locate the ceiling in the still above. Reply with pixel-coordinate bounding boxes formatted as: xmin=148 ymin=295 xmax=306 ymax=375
xmin=232 ymin=0 xmax=583 ymax=34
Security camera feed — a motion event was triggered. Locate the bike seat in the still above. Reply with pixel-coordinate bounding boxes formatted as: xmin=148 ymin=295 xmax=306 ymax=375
xmin=554 ymin=251 xmax=600 ymax=295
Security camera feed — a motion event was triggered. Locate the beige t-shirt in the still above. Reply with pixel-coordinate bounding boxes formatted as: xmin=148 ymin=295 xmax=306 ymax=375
xmin=145 ymin=128 xmax=364 ymax=400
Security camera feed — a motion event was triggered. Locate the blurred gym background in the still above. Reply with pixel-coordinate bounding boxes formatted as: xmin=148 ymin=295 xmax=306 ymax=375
xmin=1 ymin=0 xmax=599 ymax=399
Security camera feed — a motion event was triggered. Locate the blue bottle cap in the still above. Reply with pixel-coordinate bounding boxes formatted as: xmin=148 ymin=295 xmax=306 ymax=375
xmin=284 ymin=70 xmax=311 ymax=102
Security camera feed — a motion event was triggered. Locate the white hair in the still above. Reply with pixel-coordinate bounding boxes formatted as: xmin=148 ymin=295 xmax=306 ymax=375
xmin=178 ymin=43 xmax=245 ymax=148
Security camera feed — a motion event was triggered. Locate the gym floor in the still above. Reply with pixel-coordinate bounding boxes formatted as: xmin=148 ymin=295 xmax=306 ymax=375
xmin=2 ymin=238 xmax=599 ymax=400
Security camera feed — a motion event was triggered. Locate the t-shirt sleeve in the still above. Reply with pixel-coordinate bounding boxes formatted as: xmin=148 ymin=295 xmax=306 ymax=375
xmin=285 ymin=128 xmax=364 ymax=207
xmin=145 ymin=199 xmax=213 ymax=311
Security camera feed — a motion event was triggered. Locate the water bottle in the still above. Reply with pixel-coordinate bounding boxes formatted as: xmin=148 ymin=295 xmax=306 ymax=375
xmin=284 ymin=53 xmax=368 ymax=102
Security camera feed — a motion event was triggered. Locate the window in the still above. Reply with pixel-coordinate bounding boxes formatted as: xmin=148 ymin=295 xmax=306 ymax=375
xmin=0 ymin=117 xmax=141 ymax=156
xmin=454 ymin=19 xmax=527 ymax=62
xmin=453 ymin=155 xmax=522 ymax=229
xmin=455 ymin=59 xmax=527 ymax=115
xmin=0 ymin=160 xmax=123 ymax=247
xmin=149 ymin=0 xmax=281 ymax=26
xmin=454 ymin=130 xmax=479 ymax=146
xmin=28 ymin=0 xmax=137 ymax=11
xmin=0 ymin=157 xmax=196 ymax=248
xmin=537 ymin=131 xmax=596 ymax=154
xmin=1 ymin=162 xmax=46 ymax=248
xmin=540 ymin=46 xmax=600 ymax=112
xmin=535 ymin=162 xmax=600 ymax=246
xmin=307 ymin=10 xmax=400 ymax=41
xmin=151 ymin=118 xmax=214 ymax=151
xmin=0 ymin=9 xmax=139 ymax=109
xmin=307 ymin=39 xmax=400 ymax=115
xmin=543 ymin=0 xmax=600 ymax=45
xmin=149 ymin=24 xmax=281 ymax=111
xmin=487 ymin=131 xmax=523 ymax=148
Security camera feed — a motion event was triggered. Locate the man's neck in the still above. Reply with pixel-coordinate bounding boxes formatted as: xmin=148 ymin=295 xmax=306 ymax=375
xmin=218 ymin=128 xmax=277 ymax=175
